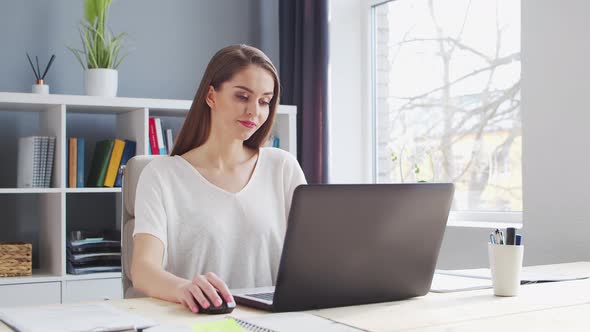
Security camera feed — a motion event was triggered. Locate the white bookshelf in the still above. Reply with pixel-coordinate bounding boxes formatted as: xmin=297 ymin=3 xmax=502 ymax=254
xmin=0 ymin=92 xmax=297 ymax=306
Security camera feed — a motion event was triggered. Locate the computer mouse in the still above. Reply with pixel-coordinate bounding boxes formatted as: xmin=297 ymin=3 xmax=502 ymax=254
xmin=196 ymin=290 xmax=236 ymax=314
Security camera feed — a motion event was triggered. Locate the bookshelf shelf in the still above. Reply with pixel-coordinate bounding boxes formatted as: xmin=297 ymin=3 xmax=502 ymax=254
xmin=63 ymin=272 xmax=122 ymax=281
xmin=0 ymin=188 xmax=62 ymax=194
xmin=0 ymin=270 xmax=61 ymax=286
xmin=65 ymin=188 xmax=122 ymax=193
xmin=0 ymin=92 xmax=297 ymax=306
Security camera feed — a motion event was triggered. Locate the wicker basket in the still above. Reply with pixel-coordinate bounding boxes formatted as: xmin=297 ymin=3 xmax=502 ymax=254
xmin=0 ymin=243 xmax=32 ymax=277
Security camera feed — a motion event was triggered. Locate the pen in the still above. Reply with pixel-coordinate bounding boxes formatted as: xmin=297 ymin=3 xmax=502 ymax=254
xmin=515 ymin=234 xmax=522 ymax=246
xmin=489 ymin=233 xmax=496 ymax=244
xmin=498 ymin=230 xmax=504 ymax=245
xmin=506 ymin=227 xmax=516 ymax=245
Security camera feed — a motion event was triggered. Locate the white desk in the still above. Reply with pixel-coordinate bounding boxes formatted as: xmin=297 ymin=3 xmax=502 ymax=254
xmin=1 ymin=262 xmax=589 ymax=331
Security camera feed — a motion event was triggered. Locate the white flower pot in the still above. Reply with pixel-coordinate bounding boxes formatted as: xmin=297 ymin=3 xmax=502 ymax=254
xmin=84 ymin=68 xmax=118 ymax=97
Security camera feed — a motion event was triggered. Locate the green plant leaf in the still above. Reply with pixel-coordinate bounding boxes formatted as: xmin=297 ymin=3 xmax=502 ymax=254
xmin=72 ymin=0 xmax=127 ymax=70
xmin=84 ymin=0 xmax=98 ymax=25
xmin=67 ymin=46 xmax=86 ymax=69
xmin=113 ymin=51 xmax=128 ymax=69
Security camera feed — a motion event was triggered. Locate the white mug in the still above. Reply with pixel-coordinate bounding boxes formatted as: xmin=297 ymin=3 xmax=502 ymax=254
xmin=488 ymin=243 xmax=524 ymax=296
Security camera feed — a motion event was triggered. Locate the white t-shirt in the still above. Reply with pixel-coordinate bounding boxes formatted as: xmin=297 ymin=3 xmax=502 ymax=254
xmin=133 ymin=147 xmax=307 ymax=289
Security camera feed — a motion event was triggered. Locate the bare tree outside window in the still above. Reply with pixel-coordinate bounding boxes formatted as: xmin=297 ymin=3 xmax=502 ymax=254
xmin=374 ymin=0 xmax=521 ymax=212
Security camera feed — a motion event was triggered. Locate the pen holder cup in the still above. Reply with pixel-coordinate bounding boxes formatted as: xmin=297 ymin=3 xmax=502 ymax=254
xmin=488 ymin=243 xmax=524 ymax=296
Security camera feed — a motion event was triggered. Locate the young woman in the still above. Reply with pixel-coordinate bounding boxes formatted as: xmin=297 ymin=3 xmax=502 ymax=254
xmin=130 ymin=45 xmax=306 ymax=313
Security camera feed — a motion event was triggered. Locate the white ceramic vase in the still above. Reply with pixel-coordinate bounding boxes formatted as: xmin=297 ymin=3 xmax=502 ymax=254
xmin=84 ymin=68 xmax=118 ymax=97
xmin=32 ymin=84 xmax=49 ymax=94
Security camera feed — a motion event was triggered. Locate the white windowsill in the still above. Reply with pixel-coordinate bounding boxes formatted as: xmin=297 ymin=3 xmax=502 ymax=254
xmin=447 ymin=211 xmax=523 ymax=229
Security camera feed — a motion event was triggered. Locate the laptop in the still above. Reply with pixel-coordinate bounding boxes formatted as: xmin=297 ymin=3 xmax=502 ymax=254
xmin=233 ymin=183 xmax=455 ymax=312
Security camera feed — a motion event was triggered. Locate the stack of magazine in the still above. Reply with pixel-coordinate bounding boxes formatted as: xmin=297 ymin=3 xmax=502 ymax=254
xmin=67 ymin=231 xmax=121 ymax=275
xmin=17 ymin=136 xmax=56 ymax=188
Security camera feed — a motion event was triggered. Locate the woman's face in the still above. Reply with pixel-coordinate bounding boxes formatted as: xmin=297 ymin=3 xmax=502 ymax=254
xmin=207 ymin=65 xmax=275 ymax=142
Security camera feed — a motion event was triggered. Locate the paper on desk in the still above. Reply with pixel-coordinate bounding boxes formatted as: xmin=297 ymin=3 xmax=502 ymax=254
xmin=436 ymin=266 xmax=590 ymax=283
xmin=0 ymin=303 xmax=156 ymax=332
xmin=430 ymin=273 xmax=492 ymax=293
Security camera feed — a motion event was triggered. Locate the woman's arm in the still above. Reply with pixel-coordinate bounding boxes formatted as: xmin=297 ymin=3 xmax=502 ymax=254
xmin=131 ymin=234 xmax=233 ymax=313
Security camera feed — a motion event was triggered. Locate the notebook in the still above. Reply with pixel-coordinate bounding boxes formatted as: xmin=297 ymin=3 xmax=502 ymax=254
xmin=146 ymin=317 xmax=277 ymax=332
xmin=147 ymin=314 xmax=359 ymax=332
xmin=191 ymin=318 xmax=277 ymax=332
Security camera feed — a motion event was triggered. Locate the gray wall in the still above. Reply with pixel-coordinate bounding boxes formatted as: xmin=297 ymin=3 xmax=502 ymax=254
xmin=0 ymin=0 xmax=279 ymax=99
xmin=521 ymin=0 xmax=590 ymax=265
xmin=0 ymin=0 xmax=279 ymax=267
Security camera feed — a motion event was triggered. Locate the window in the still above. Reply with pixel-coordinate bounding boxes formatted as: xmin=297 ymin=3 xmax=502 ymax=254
xmin=372 ymin=0 xmax=521 ymax=223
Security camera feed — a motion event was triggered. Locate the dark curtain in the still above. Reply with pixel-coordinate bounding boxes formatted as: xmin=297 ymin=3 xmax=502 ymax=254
xmin=279 ymin=0 xmax=329 ymax=184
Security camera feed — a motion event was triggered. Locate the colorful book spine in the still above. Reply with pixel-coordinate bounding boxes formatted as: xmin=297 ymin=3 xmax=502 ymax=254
xmin=87 ymin=139 xmax=115 ymax=187
xmin=76 ymin=138 xmax=85 ymax=188
xmin=114 ymin=140 xmax=137 ymax=187
xmin=148 ymin=117 xmax=159 ymax=155
xmin=155 ymin=118 xmax=167 ymax=155
xmin=68 ymin=137 xmax=77 ymax=188
xmin=103 ymin=139 xmax=125 ymax=187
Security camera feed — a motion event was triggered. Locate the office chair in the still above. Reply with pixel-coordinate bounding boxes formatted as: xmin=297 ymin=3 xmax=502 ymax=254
xmin=121 ymin=155 xmax=164 ymax=298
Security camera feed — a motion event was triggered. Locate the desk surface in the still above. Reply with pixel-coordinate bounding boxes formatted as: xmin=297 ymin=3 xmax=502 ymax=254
xmin=1 ymin=262 xmax=590 ymax=332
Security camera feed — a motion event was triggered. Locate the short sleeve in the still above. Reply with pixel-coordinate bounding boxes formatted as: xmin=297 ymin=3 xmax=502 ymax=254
xmin=133 ymin=163 xmax=168 ymax=249
xmin=283 ymin=154 xmax=307 ymax=220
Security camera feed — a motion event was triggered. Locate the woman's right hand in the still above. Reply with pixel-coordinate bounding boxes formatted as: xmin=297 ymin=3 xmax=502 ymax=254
xmin=175 ymin=272 xmax=234 ymax=313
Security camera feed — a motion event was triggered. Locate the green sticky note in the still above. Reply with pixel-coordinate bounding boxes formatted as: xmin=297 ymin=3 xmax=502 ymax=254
xmin=190 ymin=318 xmax=244 ymax=332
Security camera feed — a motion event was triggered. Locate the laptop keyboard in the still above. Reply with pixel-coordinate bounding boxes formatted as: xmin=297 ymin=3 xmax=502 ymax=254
xmin=246 ymin=292 xmax=274 ymax=301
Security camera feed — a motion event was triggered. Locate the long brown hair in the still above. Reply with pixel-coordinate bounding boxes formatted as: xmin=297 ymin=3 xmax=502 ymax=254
xmin=170 ymin=44 xmax=281 ymax=156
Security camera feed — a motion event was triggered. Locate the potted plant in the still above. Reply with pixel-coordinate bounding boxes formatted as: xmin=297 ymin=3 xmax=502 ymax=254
xmin=68 ymin=0 xmax=128 ymax=97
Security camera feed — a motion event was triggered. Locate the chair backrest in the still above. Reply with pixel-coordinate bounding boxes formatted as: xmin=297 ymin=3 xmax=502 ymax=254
xmin=121 ymin=155 xmax=163 ymax=298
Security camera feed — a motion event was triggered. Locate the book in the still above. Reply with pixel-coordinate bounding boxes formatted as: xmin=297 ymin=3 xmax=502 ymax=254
xmin=76 ymin=137 xmax=85 ymax=187
xmin=68 ymin=137 xmax=77 ymax=188
xmin=148 ymin=117 xmax=159 ymax=155
xmin=114 ymin=140 xmax=137 ymax=187
xmin=155 ymin=118 xmax=167 ymax=155
xmin=45 ymin=136 xmax=56 ymax=188
xmin=87 ymin=139 xmax=115 ymax=187
xmin=103 ymin=139 xmax=125 ymax=187
xmin=17 ymin=136 xmax=38 ymax=188
xmin=165 ymin=128 xmax=174 ymax=154
xmin=40 ymin=136 xmax=48 ymax=187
